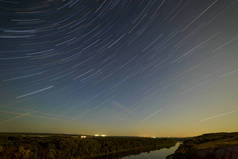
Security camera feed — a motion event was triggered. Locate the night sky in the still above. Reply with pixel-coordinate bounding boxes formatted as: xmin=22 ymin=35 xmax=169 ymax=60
xmin=0 ymin=0 xmax=238 ymax=137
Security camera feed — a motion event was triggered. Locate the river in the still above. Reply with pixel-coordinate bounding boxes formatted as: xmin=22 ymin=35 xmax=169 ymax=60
xmin=121 ymin=142 xmax=181 ymax=159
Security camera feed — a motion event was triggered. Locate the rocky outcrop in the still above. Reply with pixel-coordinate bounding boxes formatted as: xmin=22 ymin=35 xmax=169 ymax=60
xmin=167 ymin=132 xmax=238 ymax=159
xmin=168 ymin=145 xmax=238 ymax=159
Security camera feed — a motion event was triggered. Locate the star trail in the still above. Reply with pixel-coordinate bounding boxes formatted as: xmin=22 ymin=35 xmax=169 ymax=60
xmin=0 ymin=0 xmax=238 ymax=136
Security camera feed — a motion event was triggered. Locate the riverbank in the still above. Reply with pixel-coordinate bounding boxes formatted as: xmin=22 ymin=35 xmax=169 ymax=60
xmin=167 ymin=132 xmax=238 ymax=159
xmin=0 ymin=133 xmax=177 ymax=159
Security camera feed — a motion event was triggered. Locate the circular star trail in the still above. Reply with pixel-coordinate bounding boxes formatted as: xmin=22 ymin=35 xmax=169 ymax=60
xmin=0 ymin=0 xmax=238 ymax=136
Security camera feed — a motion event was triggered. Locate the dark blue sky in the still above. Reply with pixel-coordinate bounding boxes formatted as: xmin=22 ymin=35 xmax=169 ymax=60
xmin=0 ymin=0 xmax=238 ymax=136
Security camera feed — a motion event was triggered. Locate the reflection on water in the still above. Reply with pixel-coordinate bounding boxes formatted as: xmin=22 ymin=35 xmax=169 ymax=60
xmin=93 ymin=143 xmax=181 ymax=159
xmin=122 ymin=142 xmax=181 ymax=159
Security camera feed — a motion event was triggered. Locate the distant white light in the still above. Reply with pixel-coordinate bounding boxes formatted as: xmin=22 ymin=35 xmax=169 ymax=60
xmin=101 ymin=134 xmax=107 ymax=137
xmin=94 ymin=134 xmax=107 ymax=137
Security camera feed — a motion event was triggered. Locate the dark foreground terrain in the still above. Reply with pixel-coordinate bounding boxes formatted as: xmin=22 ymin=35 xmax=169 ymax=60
xmin=167 ymin=132 xmax=238 ymax=159
xmin=0 ymin=133 xmax=177 ymax=159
